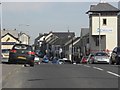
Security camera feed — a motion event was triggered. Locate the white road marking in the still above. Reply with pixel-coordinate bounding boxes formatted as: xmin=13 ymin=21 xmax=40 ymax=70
xmin=77 ymin=64 xmax=82 ymax=65
xmin=84 ymin=65 xmax=91 ymax=68
xmin=107 ymin=71 xmax=120 ymax=77
xmin=93 ymin=67 xmax=104 ymax=71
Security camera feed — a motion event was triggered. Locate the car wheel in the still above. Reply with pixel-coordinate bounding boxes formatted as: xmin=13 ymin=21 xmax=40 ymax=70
xmin=109 ymin=57 xmax=114 ymax=65
xmin=38 ymin=62 xmax=40 ymax=65
xmin=30 ymin=62 xmax=34 ymax=67
xmin=116 ymin=57 xmax=120 ymax=65
xmin=24 ymin=64 xmax=27 ymax=67
xmin=8 ymin=59 xmax=13 ymax=64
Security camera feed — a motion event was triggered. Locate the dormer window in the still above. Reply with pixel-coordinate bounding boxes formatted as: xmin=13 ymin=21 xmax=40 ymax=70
xmin=103 ymin=19 xmax=107 ymax=25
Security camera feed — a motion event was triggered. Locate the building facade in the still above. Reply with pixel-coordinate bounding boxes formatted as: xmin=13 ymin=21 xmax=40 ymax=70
xmin=87 ymin=3 xmax=120 ymax=54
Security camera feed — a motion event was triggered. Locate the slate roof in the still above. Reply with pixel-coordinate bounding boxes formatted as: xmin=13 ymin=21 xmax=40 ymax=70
xmin=47 ymin=32 xmax=75 ymax=45
xmin=1 ymin=29 xmax=19 ymax=38
xmin=52 ymin=32 xmax=75 ymax=38
xmin=64 ymin=37 xmax=80 ymax=46
xmin=87 ymin=3 xmax=120 ymax=13
xmin=80 ymin=28 xmax=89 ymax=37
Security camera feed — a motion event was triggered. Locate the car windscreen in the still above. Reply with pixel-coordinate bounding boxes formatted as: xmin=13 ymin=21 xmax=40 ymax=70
xmin=13 ymin=45 xmax=32 ymax=50
xmin=95 ymin=52 xmax=107 ymax=56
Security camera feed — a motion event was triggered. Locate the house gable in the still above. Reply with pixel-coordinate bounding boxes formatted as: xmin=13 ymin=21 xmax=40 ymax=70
xmin=1 ymin=33 xmax=20 ymax=43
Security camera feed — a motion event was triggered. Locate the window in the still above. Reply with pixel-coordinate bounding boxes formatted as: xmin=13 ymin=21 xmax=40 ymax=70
xmin=103 ymin=19 xmax=107 ymax=25
xmin=95 ymin=36 xmax=99 ymax=46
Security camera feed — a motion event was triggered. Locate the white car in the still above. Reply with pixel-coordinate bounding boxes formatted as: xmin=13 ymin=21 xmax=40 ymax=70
xmin=92 ymin=52 xmax=110 ymax=64
xmin=34 ymin=55 xmax=40 ymax=64
xmin=2 ymin=49 xmax=10 ymax=59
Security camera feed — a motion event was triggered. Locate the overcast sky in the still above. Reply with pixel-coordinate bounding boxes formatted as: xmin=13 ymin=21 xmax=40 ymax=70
xmin=1 ymin=0 xmax=119 ymax=44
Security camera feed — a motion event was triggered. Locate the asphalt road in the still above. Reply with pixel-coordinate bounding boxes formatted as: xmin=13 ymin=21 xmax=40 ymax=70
xmin=2 ymin=63 xmax=120 ymax=89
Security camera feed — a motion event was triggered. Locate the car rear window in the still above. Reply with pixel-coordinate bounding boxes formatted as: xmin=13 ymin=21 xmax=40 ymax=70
xmin=13 ymin=44 xmax=32 ymax=50
xmin=95 ymin=52 xmax=107 ymax=56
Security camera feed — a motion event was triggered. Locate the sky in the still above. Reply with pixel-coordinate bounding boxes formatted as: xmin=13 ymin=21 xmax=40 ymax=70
xmin=1 ymin=0 xmax=119 ymax=44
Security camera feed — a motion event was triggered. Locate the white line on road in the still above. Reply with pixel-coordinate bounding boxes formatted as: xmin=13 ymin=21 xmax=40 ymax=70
xmin=77 ymin=64 xmax=83 ymax=65
xmin=84 ymin=65 xmax=91 ymax=68
xmin=107 ymin=71 xmax=120 ymax=77
xmin=93 ymin=67 xmax=104 ymax=71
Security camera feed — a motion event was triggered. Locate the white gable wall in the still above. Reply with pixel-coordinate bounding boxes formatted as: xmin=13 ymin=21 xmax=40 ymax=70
xmin=91 ymin=15 xmax=118 ymax=52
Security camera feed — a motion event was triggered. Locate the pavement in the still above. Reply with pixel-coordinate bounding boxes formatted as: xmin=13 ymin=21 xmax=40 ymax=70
xmin=0 ymin=61 xmax=23 ymax=89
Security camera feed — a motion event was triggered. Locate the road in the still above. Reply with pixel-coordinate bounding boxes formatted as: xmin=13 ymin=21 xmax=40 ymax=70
xmin=1 ymin=63 xmax=120 ymax=89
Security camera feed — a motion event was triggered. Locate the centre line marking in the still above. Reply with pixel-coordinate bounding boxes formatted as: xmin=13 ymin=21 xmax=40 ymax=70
xmin=93 ymin=67 xmax=104 ymax=71
xmin=107 ymin=71 xmax=120 ymax=77
xmin=84 ymin=65 xmax=91 ymax=68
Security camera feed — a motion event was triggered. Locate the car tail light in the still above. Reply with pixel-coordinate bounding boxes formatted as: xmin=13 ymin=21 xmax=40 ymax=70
xmin=28 ymin=51 xmax=35 ymax=55
xmin=10 ymin=50 xmax=17 ymax=53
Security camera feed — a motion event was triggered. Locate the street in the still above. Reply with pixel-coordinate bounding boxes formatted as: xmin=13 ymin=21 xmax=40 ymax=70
xmin=1 ymin=62 xmax=120 ymax=88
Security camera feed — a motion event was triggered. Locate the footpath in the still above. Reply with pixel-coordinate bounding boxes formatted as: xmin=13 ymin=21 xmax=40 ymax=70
xmin=0 ymin=64 xmax=22 ymax=89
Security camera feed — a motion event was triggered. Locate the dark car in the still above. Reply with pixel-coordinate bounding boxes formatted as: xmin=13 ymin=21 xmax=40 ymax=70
xmin=52 ymin=57 xmax=58 ymax=64
xmin=8 ymin=44 xmax=35 ymax=67
xmin=35 ymin=50 xmax=44 ymax=58
xmin=110 ymin=47 xmax=120 ymax=65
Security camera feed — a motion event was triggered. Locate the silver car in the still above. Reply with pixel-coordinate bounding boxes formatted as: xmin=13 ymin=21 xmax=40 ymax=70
xmin=92 ymin=52 xmax=110 ymax=64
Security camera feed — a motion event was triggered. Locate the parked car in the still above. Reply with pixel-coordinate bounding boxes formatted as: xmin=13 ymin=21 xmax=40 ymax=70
xmin=80 ymin=56 xmax=88 ymax=64
xmin=51 ymin=57 xmax=59 ymax=64
xmin=58 ymin=59 xmax=65 ymax=64
xmin=110 ymin=47 xmax=120 ymax=65
xmin=42 ymin=55 xmax=49 ymax=63
xmin=90 ymin=52 xmax=110 ymax=64
xmin=64 ymin=59 xmax=72 ymax=64
xmin=87 ymin=53 xmax=95 ymax=64
xmin=35 ymin=50 xmax=44 ymax=58
xmin=34 ymin=55 xmax=40 ymax=65
xmin=2 ymin=49 xmax=10 ymax=59
xmin=8 ymin=44 xmax=35 ymax=67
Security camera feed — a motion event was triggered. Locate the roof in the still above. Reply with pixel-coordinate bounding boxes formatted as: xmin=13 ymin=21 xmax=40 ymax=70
xmin=47 ymin=31 xmax=75 ymax=45
xmin=52 ymin=32 xmax=75 ymax=38
xmin=50 ymin=37 xmax=71 ymax=45
xmin=80 ymin=28 xmax=89 ymax=37
xmin=64 ymin=37 xmax=80 ymax=46
xmin=87 ymin=3 xmax=120 ymax=13
xmin=1 ymin=33 xmax=20 ymax=42
xmin=1 ymin=29 xmax=19 ymax=38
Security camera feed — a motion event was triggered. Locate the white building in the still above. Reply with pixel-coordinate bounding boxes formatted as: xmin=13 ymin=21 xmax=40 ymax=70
xmin=87 ymin=2 xmax=120 ymax=54
xmin=19 ymin=32 xmax=30 ymax=45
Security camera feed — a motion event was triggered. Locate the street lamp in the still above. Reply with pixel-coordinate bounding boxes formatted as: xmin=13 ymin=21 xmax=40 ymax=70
xmin=98 ymin=13 xmax=101 ymax=52
xmin=0 ymin=1 xmax=2 ymax=90
xmin=71 ymin=37 xmax=73 ymax=63
xmin=0 ymin=1 xmax=2 ymax=61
